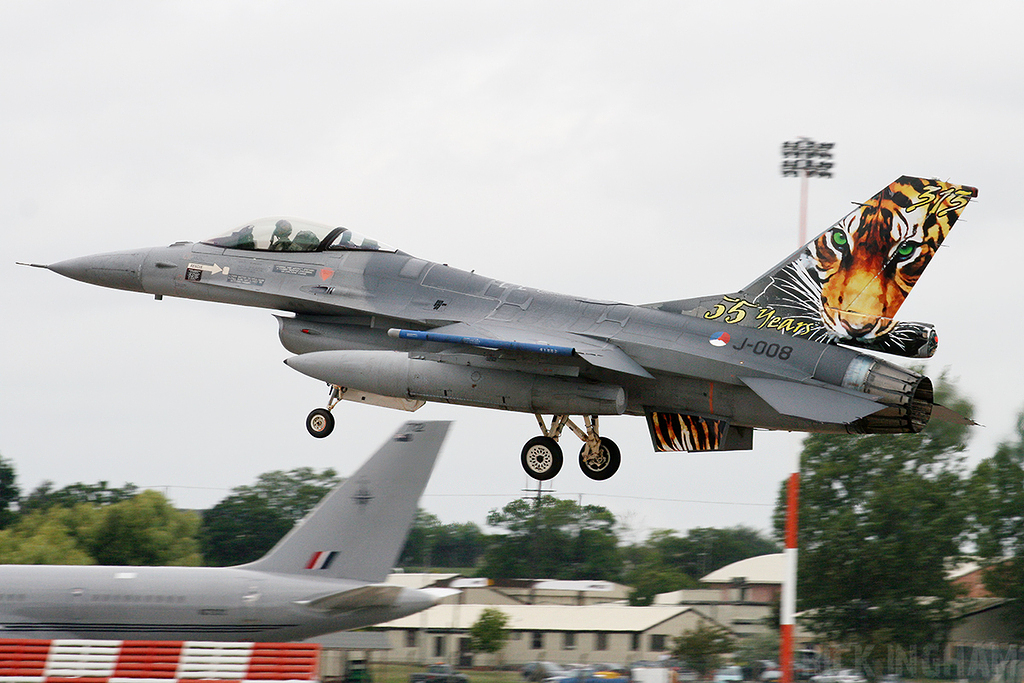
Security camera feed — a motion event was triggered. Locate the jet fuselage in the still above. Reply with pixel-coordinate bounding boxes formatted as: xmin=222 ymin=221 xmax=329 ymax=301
xmin=51 ymin=240 xmax=907 ymax=436
xmin=0 ymin=564 xmax=434 ymax=641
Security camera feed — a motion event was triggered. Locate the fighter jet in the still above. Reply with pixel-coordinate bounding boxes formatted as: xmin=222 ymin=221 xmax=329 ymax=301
xmin=31 ymin=176 xmax=977 ymax=481
xmin=0 ymin=421 xmax=455 ymax=640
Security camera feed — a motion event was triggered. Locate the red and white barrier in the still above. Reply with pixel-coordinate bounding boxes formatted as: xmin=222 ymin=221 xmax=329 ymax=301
xmin=0 ymin=639 xmax=320 ymax=682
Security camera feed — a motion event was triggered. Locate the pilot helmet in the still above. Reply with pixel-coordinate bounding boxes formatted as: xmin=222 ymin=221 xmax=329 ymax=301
xmin=273 ymin=219 xmax=293 ymax=238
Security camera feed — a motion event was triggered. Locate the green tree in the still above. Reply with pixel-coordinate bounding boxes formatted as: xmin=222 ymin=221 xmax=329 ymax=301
xmin=468 ymin=607 xmax=510 ymax=661
xmin=671 ymin=623 xmax=733 ymax=679
xmin=230 ymin=467 xmax=341 ymax=523
xmin=400 ymin=510 xmax=442 ymax=567
xmin=199 ymin=466 xmax=340 ymax=566
xmin=479 ymin=495 xmax=622 ymax=580
xmin=201 ymin=493 xmax=294 ymax=566
xmin=968 ymin=410 xmax=1024 ymax=635
xmin=0 ymin=454 xmax=20 ymax=529
xmin=84 ymin=490 xmax=201 ymax=566
xmin=20 ymin=480 xmax=138 ymax=514
xmin=774 ymin=376 xmax=973 ymax=650
xmin=732 ymin=631 xmax=780 ymax=669
xmin=432 ymin=521 xmax=488 ymax=568
xmin=0 ymin=491 xmax=200 ymax=566
xmin=623 ymin=530 xmax=699 ymax=606
xmin=400 ymin=510 xmax=489 ymax=569
xmin=0 ymin=507 xmax=94 ymax=564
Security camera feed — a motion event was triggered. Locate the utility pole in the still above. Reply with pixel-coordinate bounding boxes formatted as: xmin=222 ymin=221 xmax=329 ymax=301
xmin=778 ymin=138 xmax=834 ymax=683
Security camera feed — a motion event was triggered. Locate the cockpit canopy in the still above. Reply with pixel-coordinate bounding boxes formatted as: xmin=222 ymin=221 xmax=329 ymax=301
xmin=202 ymin=217 xmax=397 ymax=253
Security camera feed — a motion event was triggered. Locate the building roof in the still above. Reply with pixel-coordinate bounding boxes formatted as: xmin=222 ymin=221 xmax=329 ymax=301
xmin=652 ymin=589 xmax=723 ymax=605
xmin=700 ymin=553 xmax=785 ymax=585
xmin=380 ymin=603 xmax=722 ymax=633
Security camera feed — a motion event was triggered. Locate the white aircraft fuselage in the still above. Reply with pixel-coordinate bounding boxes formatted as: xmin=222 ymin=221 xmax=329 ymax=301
xmin=0 ymin=564 xmax=436 ymax=641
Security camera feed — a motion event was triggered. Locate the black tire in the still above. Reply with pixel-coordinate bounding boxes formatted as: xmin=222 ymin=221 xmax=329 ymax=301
xmin=579 ymin=437 xmax=621 ymax=480
xmin=306 ymin=408 xmax=335 ymax=438
xmin=520 ymin=436 xmax=563 ymax=480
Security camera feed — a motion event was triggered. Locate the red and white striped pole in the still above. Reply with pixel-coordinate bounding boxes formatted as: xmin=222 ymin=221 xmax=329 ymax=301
xmin=780 ymin=448 xmax=800 ymax=683
xmin=779 ymin=137 xmax=831 ymax=683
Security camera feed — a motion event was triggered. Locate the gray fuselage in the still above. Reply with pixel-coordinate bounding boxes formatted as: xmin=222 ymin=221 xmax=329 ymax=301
xmin=0 ymin=564 xmax=433 ymax=641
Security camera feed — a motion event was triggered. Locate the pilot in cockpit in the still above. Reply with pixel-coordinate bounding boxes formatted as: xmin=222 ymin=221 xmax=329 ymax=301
xmin=269 ymin=219 xmax=293 ymax=251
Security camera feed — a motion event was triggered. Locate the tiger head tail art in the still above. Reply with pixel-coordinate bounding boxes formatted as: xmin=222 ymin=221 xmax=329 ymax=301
xmin=688 ymin=176 xmax=978 ymax=358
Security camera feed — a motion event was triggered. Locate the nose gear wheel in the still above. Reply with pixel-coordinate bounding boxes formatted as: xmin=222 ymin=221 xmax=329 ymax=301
xmin=305 ymin=384 xmax=343 ymax=438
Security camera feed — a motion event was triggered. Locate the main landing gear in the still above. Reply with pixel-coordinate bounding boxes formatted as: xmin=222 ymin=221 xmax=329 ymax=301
xmin=520 ymin=415 xmax=621 ymax=481
xmin=305 ymin=385 xmax=342 ymax=438
xmin=303 ymin=387 xmax=621 ymax=481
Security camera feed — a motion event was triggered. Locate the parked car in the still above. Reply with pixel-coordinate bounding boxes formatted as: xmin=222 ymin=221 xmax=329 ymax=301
xmin=546 ymin=665 xmax=629 ymax=683
xmin=755 ymin=661 xmax=781 ymax=682
xmin=631 ymin=660 xmax=697 ymax=683
xmin=809 ymin=670 xmax=865 ymax=683
xmin=410 ymin=664 xmax=468 ymax=683
xmin=714 ymin=666 xmax=744 ymax=683
xmin=523 ymin=662 xmax=571 ymax=683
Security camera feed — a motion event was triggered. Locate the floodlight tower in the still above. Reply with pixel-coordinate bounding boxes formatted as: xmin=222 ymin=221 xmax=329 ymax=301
xmin=779 ymin=138 xmax=834 ymax=683
xmin=781 ymin=137 xmax=835 ymax=244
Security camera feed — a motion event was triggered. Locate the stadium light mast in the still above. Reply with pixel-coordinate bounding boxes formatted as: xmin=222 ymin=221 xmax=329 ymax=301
xmin=782 ymin=137 xmax=835 ymax=244
xmin=779 ymin=138 xmax=834 ymax=683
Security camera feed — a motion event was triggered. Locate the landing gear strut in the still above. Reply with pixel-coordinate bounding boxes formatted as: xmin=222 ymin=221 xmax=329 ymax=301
xmin=305 ymin=384 xmax=343 ymax=438
xmin=521 ymin=415 xmax=621 ymax=481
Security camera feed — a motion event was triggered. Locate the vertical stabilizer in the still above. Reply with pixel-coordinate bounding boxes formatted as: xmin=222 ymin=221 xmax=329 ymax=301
xmin=242 ymin=421 xmax=450 ymax=583
xmin=648 ymin=176 xmax=977 ymax=358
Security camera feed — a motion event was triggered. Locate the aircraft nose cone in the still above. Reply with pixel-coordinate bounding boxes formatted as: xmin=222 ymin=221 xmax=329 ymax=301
xmin=48 ymin=249 xmax=148 ymax=293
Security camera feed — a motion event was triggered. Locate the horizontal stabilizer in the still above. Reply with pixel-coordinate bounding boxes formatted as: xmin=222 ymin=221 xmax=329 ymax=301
xmin=297 ymin=583 xmax=402 ymax=612
xmin=931 ymin=403 xmax=979 ymax=427
xmin=741 ymin=377 xmax=883 ymax=423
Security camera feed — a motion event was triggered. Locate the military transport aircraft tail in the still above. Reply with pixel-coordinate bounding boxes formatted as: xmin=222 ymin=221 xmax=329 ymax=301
xmin=648 ymin=176 xmax=978 ymax=359
xmin=242 ymin=421 xmax=449 ymax=583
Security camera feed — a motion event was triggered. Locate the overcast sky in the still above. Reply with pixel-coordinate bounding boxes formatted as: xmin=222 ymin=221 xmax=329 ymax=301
xmin=2 ymin=2 xmax=1022 ymax=541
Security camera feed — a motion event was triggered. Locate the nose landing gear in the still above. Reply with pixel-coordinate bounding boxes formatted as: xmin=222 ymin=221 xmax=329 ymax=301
xmin=520 ymin=414 xmax=621 ymax=481
xmin=305 ymin=385 xmax=343 ymax=438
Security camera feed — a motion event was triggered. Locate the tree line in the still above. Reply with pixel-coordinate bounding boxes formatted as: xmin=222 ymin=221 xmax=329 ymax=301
xmin=0 ymin=455 xmax=777 ymax=605
xmin=2 ymin=376 xmax=1023 ymax=651
xmin=772 ymin=377 xmax=1024 ymax=655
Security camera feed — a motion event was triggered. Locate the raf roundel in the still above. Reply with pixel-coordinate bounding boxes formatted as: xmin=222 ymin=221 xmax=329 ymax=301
xmin=709 ymin=331 xmax=730 ymax=347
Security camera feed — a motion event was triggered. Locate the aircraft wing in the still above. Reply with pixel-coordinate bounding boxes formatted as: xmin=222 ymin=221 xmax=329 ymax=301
xmin=388 ymin=322 xmax=654 ymax=379
xmin=296 ymin=583 xmax=404 ymax=612
xmin=740 ymin=377 xmax=884 ymax=423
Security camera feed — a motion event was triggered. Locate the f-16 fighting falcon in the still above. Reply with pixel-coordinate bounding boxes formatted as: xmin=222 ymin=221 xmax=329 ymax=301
xmin=28 ymin=176 xmax=977 ymax=481
xmin=0 ymin=421 xmax=454 ymax=640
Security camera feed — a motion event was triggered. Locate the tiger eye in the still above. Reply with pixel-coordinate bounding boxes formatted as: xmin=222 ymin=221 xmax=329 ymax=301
xmin=831 ymin=230 xmax=848 ymax=248
xmin=897 ymin=242 xmax=916 ymax=258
